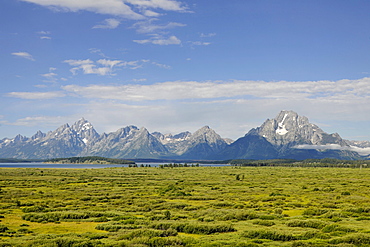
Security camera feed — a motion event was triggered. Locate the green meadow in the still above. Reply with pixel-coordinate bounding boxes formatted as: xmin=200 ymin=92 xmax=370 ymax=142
xmin=1 ymin=166 xmax=370 ymax=246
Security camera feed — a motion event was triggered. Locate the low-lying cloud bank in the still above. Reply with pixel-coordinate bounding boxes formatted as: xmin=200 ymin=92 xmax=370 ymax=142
xmin=294 ymin=144 xmax=370 ymax=156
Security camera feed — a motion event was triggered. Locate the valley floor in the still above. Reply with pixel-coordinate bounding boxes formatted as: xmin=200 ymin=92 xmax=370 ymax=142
xmin=1 ymin=166 xmax=370 ymax=246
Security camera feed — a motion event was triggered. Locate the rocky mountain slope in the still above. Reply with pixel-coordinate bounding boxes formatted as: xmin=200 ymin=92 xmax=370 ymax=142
xmin=0 ymin=111 xmax=368 ymax=160
xmin=219 ymin=110 xmax=361 ymax=160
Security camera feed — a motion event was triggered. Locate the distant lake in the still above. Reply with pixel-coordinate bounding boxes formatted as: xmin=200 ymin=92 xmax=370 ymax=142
xmin=0 ymin=163 xmax=229 ymax=169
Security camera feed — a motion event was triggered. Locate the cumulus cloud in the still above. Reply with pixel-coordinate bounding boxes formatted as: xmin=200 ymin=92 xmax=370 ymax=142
xmin=11 ymin=52 xmax=35 ymax=61
xmin=134 ymin=35 xmax=181 ymax=45
xmin=64 ymin=59 xmax=122 ymax=76
xmin=93 ymin=18 xmax=121 ymax=29
xmin=63 ymin=58 xmax=164 ymax=75
xmin=7 ymin=91 xmax=65 ymax=100
xmin=20 ymin=0 xmax=187 ymax=19
xmin=20 ymin=0 xmax=144 ymax=19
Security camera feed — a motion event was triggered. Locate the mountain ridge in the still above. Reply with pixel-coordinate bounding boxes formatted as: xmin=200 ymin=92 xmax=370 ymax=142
xmin=0 ymin=111 xmax=369 ymax=160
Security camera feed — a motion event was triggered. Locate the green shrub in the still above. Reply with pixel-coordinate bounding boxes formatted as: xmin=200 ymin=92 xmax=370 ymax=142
xmin=321 ymin=224 xmax=356 ymax=233
xmin=329 ymin=233 xmax=370 ymax=245
xmin=241 ymin=230 xmax=296 ymax=241
xmin=286 ymin=220 xmax=327 ymax=229
xmin=22 ymin=211 xmax=117 ymax=223
xmin=302 ymin=208 xmax=328 ymax=216
xmin=120 ymin=229 xmax=165 ymax=240
xmin=22 ymin=205 xmax=47 ymax=213
xmin=151 ymin=222 xmax=235 ymax=235
xmin=252 ymin=220 xmax=275 ymax=226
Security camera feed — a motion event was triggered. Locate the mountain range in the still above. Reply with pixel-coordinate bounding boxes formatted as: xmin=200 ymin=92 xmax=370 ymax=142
xmin=1 ymin=110 xmax=369 ymax=160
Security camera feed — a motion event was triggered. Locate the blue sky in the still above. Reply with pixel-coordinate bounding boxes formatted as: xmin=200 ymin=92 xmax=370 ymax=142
xmin=1 ymin=0 xmax=370 ymax=141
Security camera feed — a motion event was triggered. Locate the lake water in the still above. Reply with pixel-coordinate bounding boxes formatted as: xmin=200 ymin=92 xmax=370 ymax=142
xmin=0 ymin=163 xmax=229 ymax=169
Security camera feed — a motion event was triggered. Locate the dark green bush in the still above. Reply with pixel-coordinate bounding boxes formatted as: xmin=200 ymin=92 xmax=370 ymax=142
xmin=151 ymin=222 xmax=235 ymax=235
xmin=0 ymin=224 xmax=9 ymax=232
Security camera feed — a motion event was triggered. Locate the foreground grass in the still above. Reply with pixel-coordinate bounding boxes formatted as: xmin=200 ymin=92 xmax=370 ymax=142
xmin=0 ymin=166 xmax=370 ymax=246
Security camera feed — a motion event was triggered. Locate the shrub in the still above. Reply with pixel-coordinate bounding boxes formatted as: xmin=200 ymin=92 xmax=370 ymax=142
xmin=286 ymin=220 xmax=327 ymax=229
xmin=241 ymin=230 xmax=296 ymax=241
xmin=22 ymin=211 xmax=117 ymax=223
xmin=252 ymin=220 xmax=275 ymax=226
xmin=302 ymin=208 xmax=328 ymax=216
xmin=329 ymin=233 xmax=370 ymax=245
xmin=120 ymin=229 xmax=165 ymax=240
xmin=151 ymin=222 xmax=235 ymax=235
xmin=321 ymin=224 xmax=356 ymax=233
xmin=0 ymin=224 xmax=9 ymax=232
xmin=96 ymin=224 xmax=122 ymax=232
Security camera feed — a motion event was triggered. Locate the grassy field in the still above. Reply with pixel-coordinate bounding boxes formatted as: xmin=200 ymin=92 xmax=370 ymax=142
xmin=1 ymin=166 xmax=370 ymax=246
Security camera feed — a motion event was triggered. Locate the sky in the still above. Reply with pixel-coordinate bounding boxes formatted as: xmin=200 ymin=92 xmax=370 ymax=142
xmin=1 ymin=0 xmax=370 ymax=141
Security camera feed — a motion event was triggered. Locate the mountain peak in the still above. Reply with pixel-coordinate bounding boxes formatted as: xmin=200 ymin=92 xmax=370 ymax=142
xmin=249 ymin=111 xmax=345 ymax=147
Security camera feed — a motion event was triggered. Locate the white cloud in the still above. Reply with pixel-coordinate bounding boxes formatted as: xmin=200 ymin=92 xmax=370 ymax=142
xmin=63 ymin=58 xmax=155 ymax=75
xmin=200 ymin=33 xmax=216 ymax=38
xmin=134 ymin=35 xmax=181 ymax=45
xmin=89 ymin=48 xmax=109 ymax=58
xmin=64 ymin=59 xmax=93 ymax=67
xmin=93 ymin=18 xmax=121 ymax=29
xmin=143 ymin=10 xmax=161 ymax=17
xmin=11 ymin=52 xmax=35 ymax=61
xmin=294 ymin=144 xmax=370 ymax=156
xmin=189 ymin=41 xmax=211 ymax=46
xmin=124 ymin=0 xmax=187 ymax=11
xmin=6 ymin=116 xmax=67 ymax=127
xmin=151 ymin=61 xmax=171 ymax=69
xmin=37 ymin=31 xmax=51 ymax=35
xmin=20 ymin=0 xmax=187 ymax=20
xmin=21 ymin=0 xmax=144 ymax=19
xmin=152 ymin=36 xmax=181 ymax=45
xmin=40 ymin=67 xmax=58 ymax=83
xmin=64 ymin=59 xmax=119 ymax=76
xmin=41 ymin=72 xmax=58 ymax=82
xmin=7 ymin=91 xmax=65 ymax=100
xmin=132 ymin=78 xmax=147 ymax=82
xmin=8 ymin=77 xmax=370 ymax=140
xmin=132 ymin=18 xmax=186 ymax=33
xmin=97 ymin=59 xmax=122 ymax=68
xmin=37 ymin=31 xmax=52 ymax=39
xmin=60 ymin=77 xmax=370 ymax=103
